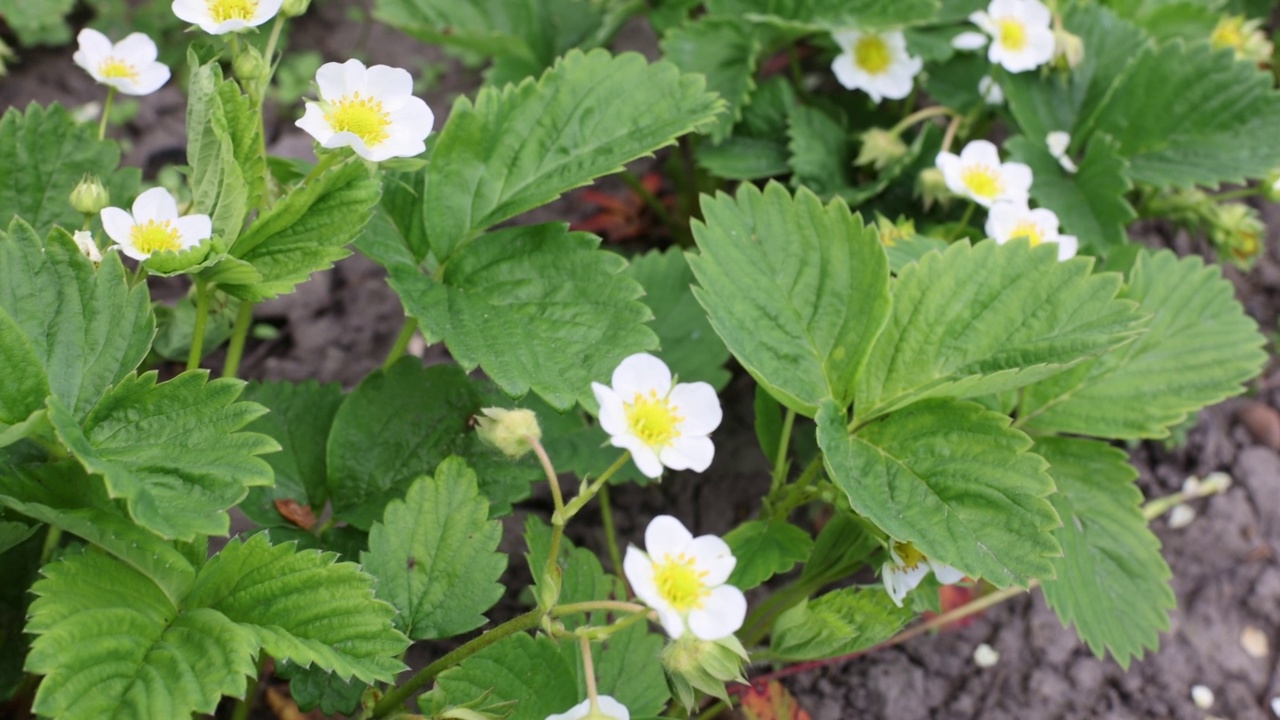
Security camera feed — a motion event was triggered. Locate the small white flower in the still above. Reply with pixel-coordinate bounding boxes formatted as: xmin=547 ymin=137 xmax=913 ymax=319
xmin=882 ymin=541 xmax=965 ymax=607
xmin=1191 ymin=685 xmax=1215 ymax=710
xmin=546 ymin=697 xmax=630 ymax=720
xmin=72 ymin=231 xmax=103 ymax=263
xmin=984 ymin=202 xmax=1078 ymax=261
xmin=72 ymin=29 xmax=170 ymax=96
xmin=624 ymin=515 xmax=746 ymax=640
xmin=1046 ymin=131 xmax=1078 ymax=173
xmin=295 ymin=59 xmax=435 ymax=162
xmin=1167 ymin=504 xmax=1196 ymax=529
xmin=978 ymin=75 xmax=1004 ymax=105
xmin=968 ymin=0 xmax=1056 ymax=73
xmin=831 ymin=28 xmax=923 ymax=104
xmin=172 ymin=0 xmax=284 ymax=35
xmin=592 ymin=353 xmax=721 ymax=479
xmin=935 ymin=139 xmax=1032 ymax=207
xmin=973 ymin=643 xmax=1000 ymax=668
xmin=100 ymin=187 xmax=213 ymax=262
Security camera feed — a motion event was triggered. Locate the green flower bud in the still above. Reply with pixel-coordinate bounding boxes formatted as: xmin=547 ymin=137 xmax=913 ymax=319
xmin=70 ymin=173 xmax=110 ymax=215
xmin=855 ymin=128 xmax=908 ymax=171
xmin=1051 ymin=26 xmax=1084 ymax=70
xmin=1208 ymin=202 xmax=1265 ymax=266
xmin=233 ymin=45 xmax=268 ymax=85
xmin=475 ymin=407 xmax=542 ymax=459
xmin=915 ymin=167 xmax=951 ymax=211
xmin=281 ymin=0 xmax=312 ymax=17
xmin=873 ymin=213 xmax=916 ymax=248
xmin=660 ymin=635 xmax=748 ymax=712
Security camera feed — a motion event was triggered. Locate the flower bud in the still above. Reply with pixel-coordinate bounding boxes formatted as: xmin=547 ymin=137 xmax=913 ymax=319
xmin=233 ymin=45 xmax=268 ymax=85
xmin=873 ymin=214 xmax=915 ymax=248
xmin=1052 ymin=26 xmax=1085 ymax=70
xmin=855 ymin=128 xmax=908 ymax=171
xmin=1211 ymin=16 xmax=1274 ymax=65
xmin=915 ymin=167 xmax=951 ymax=211
xmin=72 ymin=230 xmax=103 ymax=263
xmin=281 ymin=0 xmax=312 ymax=17
xmin=660 ymin=635 xmax=748 ymax=712
xmin=1209 ymin=202 xmax=1264 ymax=266
xmin=475 ymin=407 xmax=542 ymax=459
xmin=70 ymin=173 xmax=110 ymax=215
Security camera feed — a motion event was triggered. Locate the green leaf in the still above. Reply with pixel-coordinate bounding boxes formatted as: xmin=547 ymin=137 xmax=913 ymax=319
xmin=239 ymin=380 xmax=344 ymax=527
xmin=786 ymin=103 xmax=854 ymax=198
xmin=660 ymin=18 xmax=760 ymax=143
xmin=0 ymin=525 xmax=41 ymax=698
xmin=817 ymin=398 xmax=1061 ymax=587
xmin=184 ymin=533 xmax=408 ymax=683
xmin=1019 ymin=250 xmax=1266 ymax=438
xmin=1035 ymin=437 xmax=1173 ymax=669
xmin=185 ymin=55 xmax=263 ymax=243
xmin=0 ymin=221 xmax=153 ymax=419
xmin=591 ymin=622 xmax=670 ymax=717
xmin=276 ymin=661 xmax=366 ymax=716
xmin=47 ymin=371 xmax=278 ymax=541
xmin=1005 ymin=133 xmax=1135 ymax=254
xmin=624 ymin=248 xmax=732 ymax=390
xmin=697 ymin=76 xmax=797 ymax=180
xmin=770 ymin=587 xmax=911 ymax=661
xmin=428 ymin=632 xmax=579 ymax=720
xmin=0 ymin=520 xmax=35 ymax=556
xmin=26 ymin=549 xmax=257 ymax=720
xmin=423 ymin=49 xmax=722 ymax=260
xmin=0 ymin=309 xmax=48 ymax=441
xmin=222 ymin=159 xmax=380 ymax=301
xmin=883 ymin=233 xmax=947 ymax=274
xmin=855 ymin=240 xmax=1145 ymax=422
xmin=799 ymin=510 xmax=879 ymax=586
xmin=151 ymin=291 xmax=241 ymax=362
xmin=387 ymin=224 xmax=657 ymax=410
xmin=725 ymin=521 xmax=813 ymax=590
xmin=0 ymin=0 xmax=75 ymax=45
xmin=690 ymin=182 xmax=890 ymax=416
xmin=717 ymin=0 xmax=939 ymax=31
xmin=0 ymin=103 xmax=138 ymax=237
xmin=363 ymin=457 xmax=506 ymax=640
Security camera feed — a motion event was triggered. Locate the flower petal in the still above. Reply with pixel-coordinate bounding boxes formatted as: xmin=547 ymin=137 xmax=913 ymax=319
xmin=592 ymin=383 xmax=628 ymax=437
xmin=1055 ymin=235 xmax=1079 ymax=261
xmin=174 ymin=214 xmax=213 ymax=247
xmin=611 ymin=434 xmax=664 ymax=478
xmin=935 ymin=152 xmax=965 ymax=195
xmin=99 ymin=206 xmax=135 ymax=245
xmin=687 ymin=585 xmax=747 ymax=640
xmin=126 ymin=64 xmax=171 ymax=96
xmin=951 ymin=31 xmax=989 ymax=50
xmin=686 ymin=534 xmax=735 ymax=586
xmin=1021 ymin=0 xmax=1052 ymax=27
xmin=75 ymin=28 xmax=112 ymax=68
xmin=365 ymin=64 xmax=415 ymax=105
xmin=667 ymin=382 xmax=721 ymax=436
xmin=656 ymin=606 xmax=687 ymax=639
xmin=131 ymin=187 xmax=179 ymax=222
xmin=999 ymin=161 xmax=1033 ymax=201
xmin=295 ymin=103 xmax=333 ymax=143
xmin=959 ymin=139 xmax=1000 ymax=168
xmin=170 ymin=0 xmax=205 ymax=26
xmin=644 ymin=514 xmax=694 ymax=561
xmin=114 ymin=33 xmax=158 ymax=64
xmin=597 ymin=696 xmax=631 ymax=720
xmin=315 ymin=61 xmax=352 ymax=100
xmin=545 ymin=698 xmax=593 ymax=720
xmin=658 ymin=435 xmax=714 ymax=473
xmin=610 ymin=353 xmax=672 ymax=402
xmin=930 ymin=561 xmax=966 ymax=585
xmin=624 ymin=546 xmax=662 ymax=607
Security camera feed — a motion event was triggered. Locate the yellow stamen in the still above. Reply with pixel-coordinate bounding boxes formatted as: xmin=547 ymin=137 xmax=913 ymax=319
xmin=1210 ymin=17 xmax=1245 ymax=52
xmin=653 ymin=553 xmax=710 ymax=612
xmin=894 ymin=542 xmax=925 ymax=570
xmin=1009 ymin=220 xmax=1045 ymax=246
xmin=997 ymin=17 xmax=1027 ymax=51
xmin=325 ymin=92 xmax=392 ymax=147
xmin=853 ymin=35 xmax=892 ymax=75
xmin=130 ymin=220 xmax=182 ymax=255
xmin=961 ymin=165 xmax=1002 ymax=200
xmin=99 ymin=58 xmax=138 ymax=81
xmin=208 ymin=0 xmax=259 ymax=22
xmin=625 ymin=389 xmax=683 ymax=448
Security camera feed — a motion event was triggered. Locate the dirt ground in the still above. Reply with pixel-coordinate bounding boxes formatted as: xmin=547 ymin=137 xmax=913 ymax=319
xmin=4 ymin=2 xmax=1280 ymax=718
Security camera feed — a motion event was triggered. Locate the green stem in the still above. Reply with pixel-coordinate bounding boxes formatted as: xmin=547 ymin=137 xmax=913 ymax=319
xmin=257 ymin=14 xmax=288 ymax=209
xmin=888 ymin=105 xmax=957 ymax=136
xmin=187 ymin=278 xmax=211 ymax=371
xmin=618 ymin=170 xmax=680 ymax=237
xmin=530 ymin=435 xmax=569 ymax=602
xmin=221 ymin=301 xmax=255 ymax=379
xmin=739 ymin=575 xmax=821 ymax=647
xmin=599 ymin=484 xmax=625 ymax=585
xmin=262 ymin=14 xmax=286 ymax=67
xmin=581 ymin=635 xmax=601 ymax=714
xmin=98 ymin=86 xmax=116 ymax=140
xmin=131 ymin=263 xmax=148 ymax=288
xmin=229 ymin=654 xmax=268 ymax=720
xmin=39 ymin=526 xmax=62 ymax=565
xmin=382 ymin=317 xmax=419 ymax=371
xmin=948 ymin=202 xmax=977 ymax=242
xmin=769 ymin=408 xmax=796 ymax=494
xmin=772 ymin=455 xmax=823 ymax=520
xmin=301 ymin=152 xmax=344 ymax=186
xmin=1211 ymin=187 xmax=1260 ymax=203
xmin=560 ymin=453 xmax=631 ymax=520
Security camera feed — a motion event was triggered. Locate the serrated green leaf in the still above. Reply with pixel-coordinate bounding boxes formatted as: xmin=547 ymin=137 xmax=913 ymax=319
xmin=0 ymin=526 xmax=41 ymax=698
xmin=423 ymin=49 xmax=722 ymax=260
xmin=387 ymin=224 xmax=657 ymax=410
xmin=715 ymin=0 xmax=939 ymax=31
xmin=0 ymin=309 xmax=48 ymax=440
xmin=428 ymin=632 xmax=579 ymax=720
xmin=697 ymin=76 xmax=797 ymax=180
xmin=1019 ymin=250 xmax=1266 ymax=438
xmin=0 ymin=0 xmax=75 ymax=45
xmin=690 ymin=183 xmax=890 ymax=416
xmin=818 ymin=398 xmax=1061 ymax=586
xmin=524 ymin=515 xmax=622 ymax=628
xmin=591 ymin=622 xmax=670 ymax=717
xmin=855 ymin=240 xmax=1145 ymax=421
xmin=151 ymin=290 xmax=241 ymax=362
xmin=1005 ymin=133 xmax=1135 ymax=254
xmin=661 ymin=18 xmax=759 ymax=143
xmin=625 ymin=248 xmax=732 ymax=390
xmin=787 ymin=103 xmax=854 ymax=198
xmin=0 ymin=103 xmax=139 ymax=236
xmin=883 ymin=233 xmax=947 ymax=274
xmin=724 ymin=521 xmax=813 ymax=590
xmin=799 ymin=511 xmax=879 ymax=586
xmin=186 ymin=54 xmax=263 ymax=243
xmin=223 ymin=159 xmax=380 ymax=301
xmin=47 ymin=371 xmax=278 ymax=540
xmin=769 ymin=586 xmax=911 ymax=661
xmin=0 ymin=221 xmax=153 ymax=419
xmin=277 ymin=661 xmax=367 ymax=716
xmin=184 ymin=533 xmax=408 ymax=683
xmin=363 ymin=457 xmax=506 ymax=640
xmin=1035 ymin=437 xmax=1173 ymax=669
xmin=0 ymin=520 xmax=35 ymax=556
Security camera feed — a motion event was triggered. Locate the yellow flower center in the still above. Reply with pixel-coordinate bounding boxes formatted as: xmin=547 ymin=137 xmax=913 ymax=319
xmin=1210 ymin=17 xmax=1245 ymax=51
xmin=894 ymin=542 xmax=925 ymax=570
xmin=130 ymin=220 xmax=182 ymax=255
xmin=961 ymin=165 xmax=1002 ymax=200
xmin=208 ymin=0 xmax=259 ymax=22
xmin=853 ymin=35 xmax=893 ymax=75
xmin=653 ymin=553 xmax=710 ymax=612
xmin=625 ymin=390 xmax=683 ymax=448
xmin=997 ymin=17 xmax=1028 ymax=51
xmin=99 ymin=58 xmax=138 ymax=81
xmin=1009 ymin=220 xmax=1045 ymax=246
xmin=326 ymin=93 xmax=392 ymax=147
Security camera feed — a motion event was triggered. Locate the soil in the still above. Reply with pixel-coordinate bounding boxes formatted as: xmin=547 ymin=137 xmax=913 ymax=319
xmin=4 ymin=2 xmax=1280 ymax=719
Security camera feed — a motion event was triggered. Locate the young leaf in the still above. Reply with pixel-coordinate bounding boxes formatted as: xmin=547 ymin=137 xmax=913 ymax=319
xmin=786 ymin=104 xmax=854 ymax=198
xmin=769 ymin=587 xmax=911 ymax=661
xmin=186 ymin=55 xmax=263 ymax=243
xmin=184 ymin=533 xmax=409 ymax=683
xmin=799 ymin=511 xmax=880 ymax=586
xmin=427 ymin=633 xmax=579 ymax=720
xmin=423 ymin=49 xmax=722 ymax=260
xmin=276 ymin=661 xmax=366 ymax=716
xmin=854 ymin=240 xmax=1144 ymax=422
xmin=46 ymin=371 xmax=278 ymax=541
xmin=817 ymin=398 xmax=1061 ymax=587
xmin=1019 ymin=250 xmax=1266 ymax=438
xmin=0 ymin=520 xmax=35 ymax=556
xmin=724 ymin=520 xmax=814 ymax=590
xmin=362 ymin=457 xmax=507 ymax=641
xmin=386 ymin=224 xmax=657 ymax=410
xmin=590 ymin=622 xmax=670 ymax=717
xmin=689 ymin=182 xmax=891 ymax=416
xmin=697 ymin=76 xmax=798 ymax=180
xmin=1035 ymin=437 xmax=1173 ymax=669
xmin=660 ymin=17 xmax=760 ymax=143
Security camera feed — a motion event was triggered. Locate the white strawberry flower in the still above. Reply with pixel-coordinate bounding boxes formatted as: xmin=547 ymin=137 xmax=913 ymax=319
xmin=935 ymin=139 xmax=1032 ymax=207
xmin=546 ymin=696 xmax=630 ymax=720
xmin=985 ymin=202 xmax=1078 ymax=260
xmin=72 ymin=231 xmax=103 ymax=263
xmin=882 ymin=541 xmax=965 ymax=607
xmin=967 ymin=0 xmax=1056 ymax=73
xmin=100 ymin=187 xmax=213 ymax=262
xmin=592 ymin=353 xmax=722 ymax=479
xmin=72 ymin=29 xmax=170 ymax=96
xmin=172 ymin=0 xmax=284 ymax=35
xmin=624 ymin=515 xmax=746 ymax=640
xmin=295 ymin=59 xmax=435 ymax=162
xmin=1046 ymin=131 xmax=1078 ymax=173
xmin=830 ymin=28 xmax=923 ymax=103
xmin=978 ymin=75 xmax=1004 ymax=105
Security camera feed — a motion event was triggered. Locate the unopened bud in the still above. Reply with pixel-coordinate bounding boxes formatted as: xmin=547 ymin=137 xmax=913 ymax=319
xmin=915 ymin=167 xmax=951 ymax=211
xmin=660 ymin=635 xmax=748 ymax=712
xmin=855 ymin=128 xmax=908 ymax=171
xmin=281 ymin=0 xmax=311 ymax=17
xmin=874 ymin=214 xmax=915 ymax=248
xmin=1264 ymin=170 xmax=1280 ymax=203
xmin=232 ymin=45 xmax=268 ymax=84
xmin=1209 ymin=202 xmax=1264 ymax=266
xmin=1211 ymin=16 xmax=1274 ymax=64
xmin=1052 ymin=26 xmax=1084 ymax=70
xmin=72 ymin=230 xmax=103 ymax=263
xmin=70 ymin=173 xmax=110 ymax=215
xmin=475 ymin=407 xmax=541 ymax=459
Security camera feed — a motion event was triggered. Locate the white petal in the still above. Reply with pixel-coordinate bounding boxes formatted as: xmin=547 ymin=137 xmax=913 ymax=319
xmin=370 ymin=134 xmax=427 ymax=162
xmin=968 ymin=11 xmax=996 ymax=35
xmin=170 ymin=0 xmax=206 ymax=25
xmin=985 ymin=201 xmax=1027 ymax=240
xmin=295 ymin=103 xmax=333 ymax=143
xmin=545 ymin=698 xmax=594 ymax=720
xmin=315 ymin=61 xmax=353 ymax=100
xmin=959 ymin=139 xmax=1001 ymax=168
xmin=624 ymin=546 xmax=662 ymax=607
xmin=658 ymin=435 xmax=714 ymax=473
xmin=686 ymin=534 xmax=735 ymax=586
xmin=935 ymin=152 xmax=966 ymax=195
xmin=667 ymin=382 xmax=721 ymax=436
xmin=687 ymin=585 xmax=747 ymax=640
xmin=255 ymin=0 xmax=285 ymax=22
xmin=131 ymin=187 xmax=179 ymax=222
xmin=592 ymin=384 xmax=628 ymax=438
xmin=596 ymin=696 xmax=631 ymax=720
xmin=930 ymin=561 xmax=966 ymax=585
xmin=1021 ymin=0 xmax=1053 ymax=27
xmin=99 ymin=207 xmax=135 ymax=245
xmin=125 ymin=64 xmax=171 ymax=96
xmin=115 ymin=242 xmax=150 ymax=262
xmin=321 ymin=130 xmax=375 ymax=160
xmin=656 ymin=606 xmax=687 ymax=639
xmin=74 ymin=28 xmax=112 ymax=72
xmin=978 ymin=75 xmax=1004 ymax=105
xmin=114 ymin=33 xmax=158 ymax=64
xmin=999 ymin=162 xmax=1033 ymax=202
xmin=1026 ymin=207 xmax=1061 ymax=235
xmin=882 ymin=562 xmax=928 ymax=606
xmin=951 ymin=31 xmax=989 ymax=50
xmin=610 ymin=353 xmax=672 ymax=402
xmin=988 ymin=0 xmax=1020 ymax=17
xmin=645 ymin=514 xmax=694 ymax=561
xmin=831 ymin=29 xmax=862 ymax=50
xmin=174 ymin=215 xmax=213 ymax=247
xmin=611 ymin=435 xmax=663 ymax=478
xmin=365 ymin=64 xmax=415 ymax=105
xmin=1046 ymin=131 xmax=1071 ymax=158
xmin=388 ymin=97 xmax=435 ymax=143
xmin=1055 ymin=235 xmax=1079 ymax=261
xmin=342 ymin=58 xmax=369 ymax=95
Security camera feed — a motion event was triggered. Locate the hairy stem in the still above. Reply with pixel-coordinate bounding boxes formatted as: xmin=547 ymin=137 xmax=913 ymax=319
xmin=769 ymin=408 xmax=796 ymax=495
xmin=221 ymin=301 xmax=255 ymax=379
xmin=98 ymin=86 xmax=116 ymax=141
xmin=381 ymin=317 xmax=419 ymax=371
xmin=187 ymin=278 xmax=211 ymax=371
xmin=888 ymin=105 xmax=958 ymax=136
xmin=599 ymin=484 xmax=626 ymax=585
